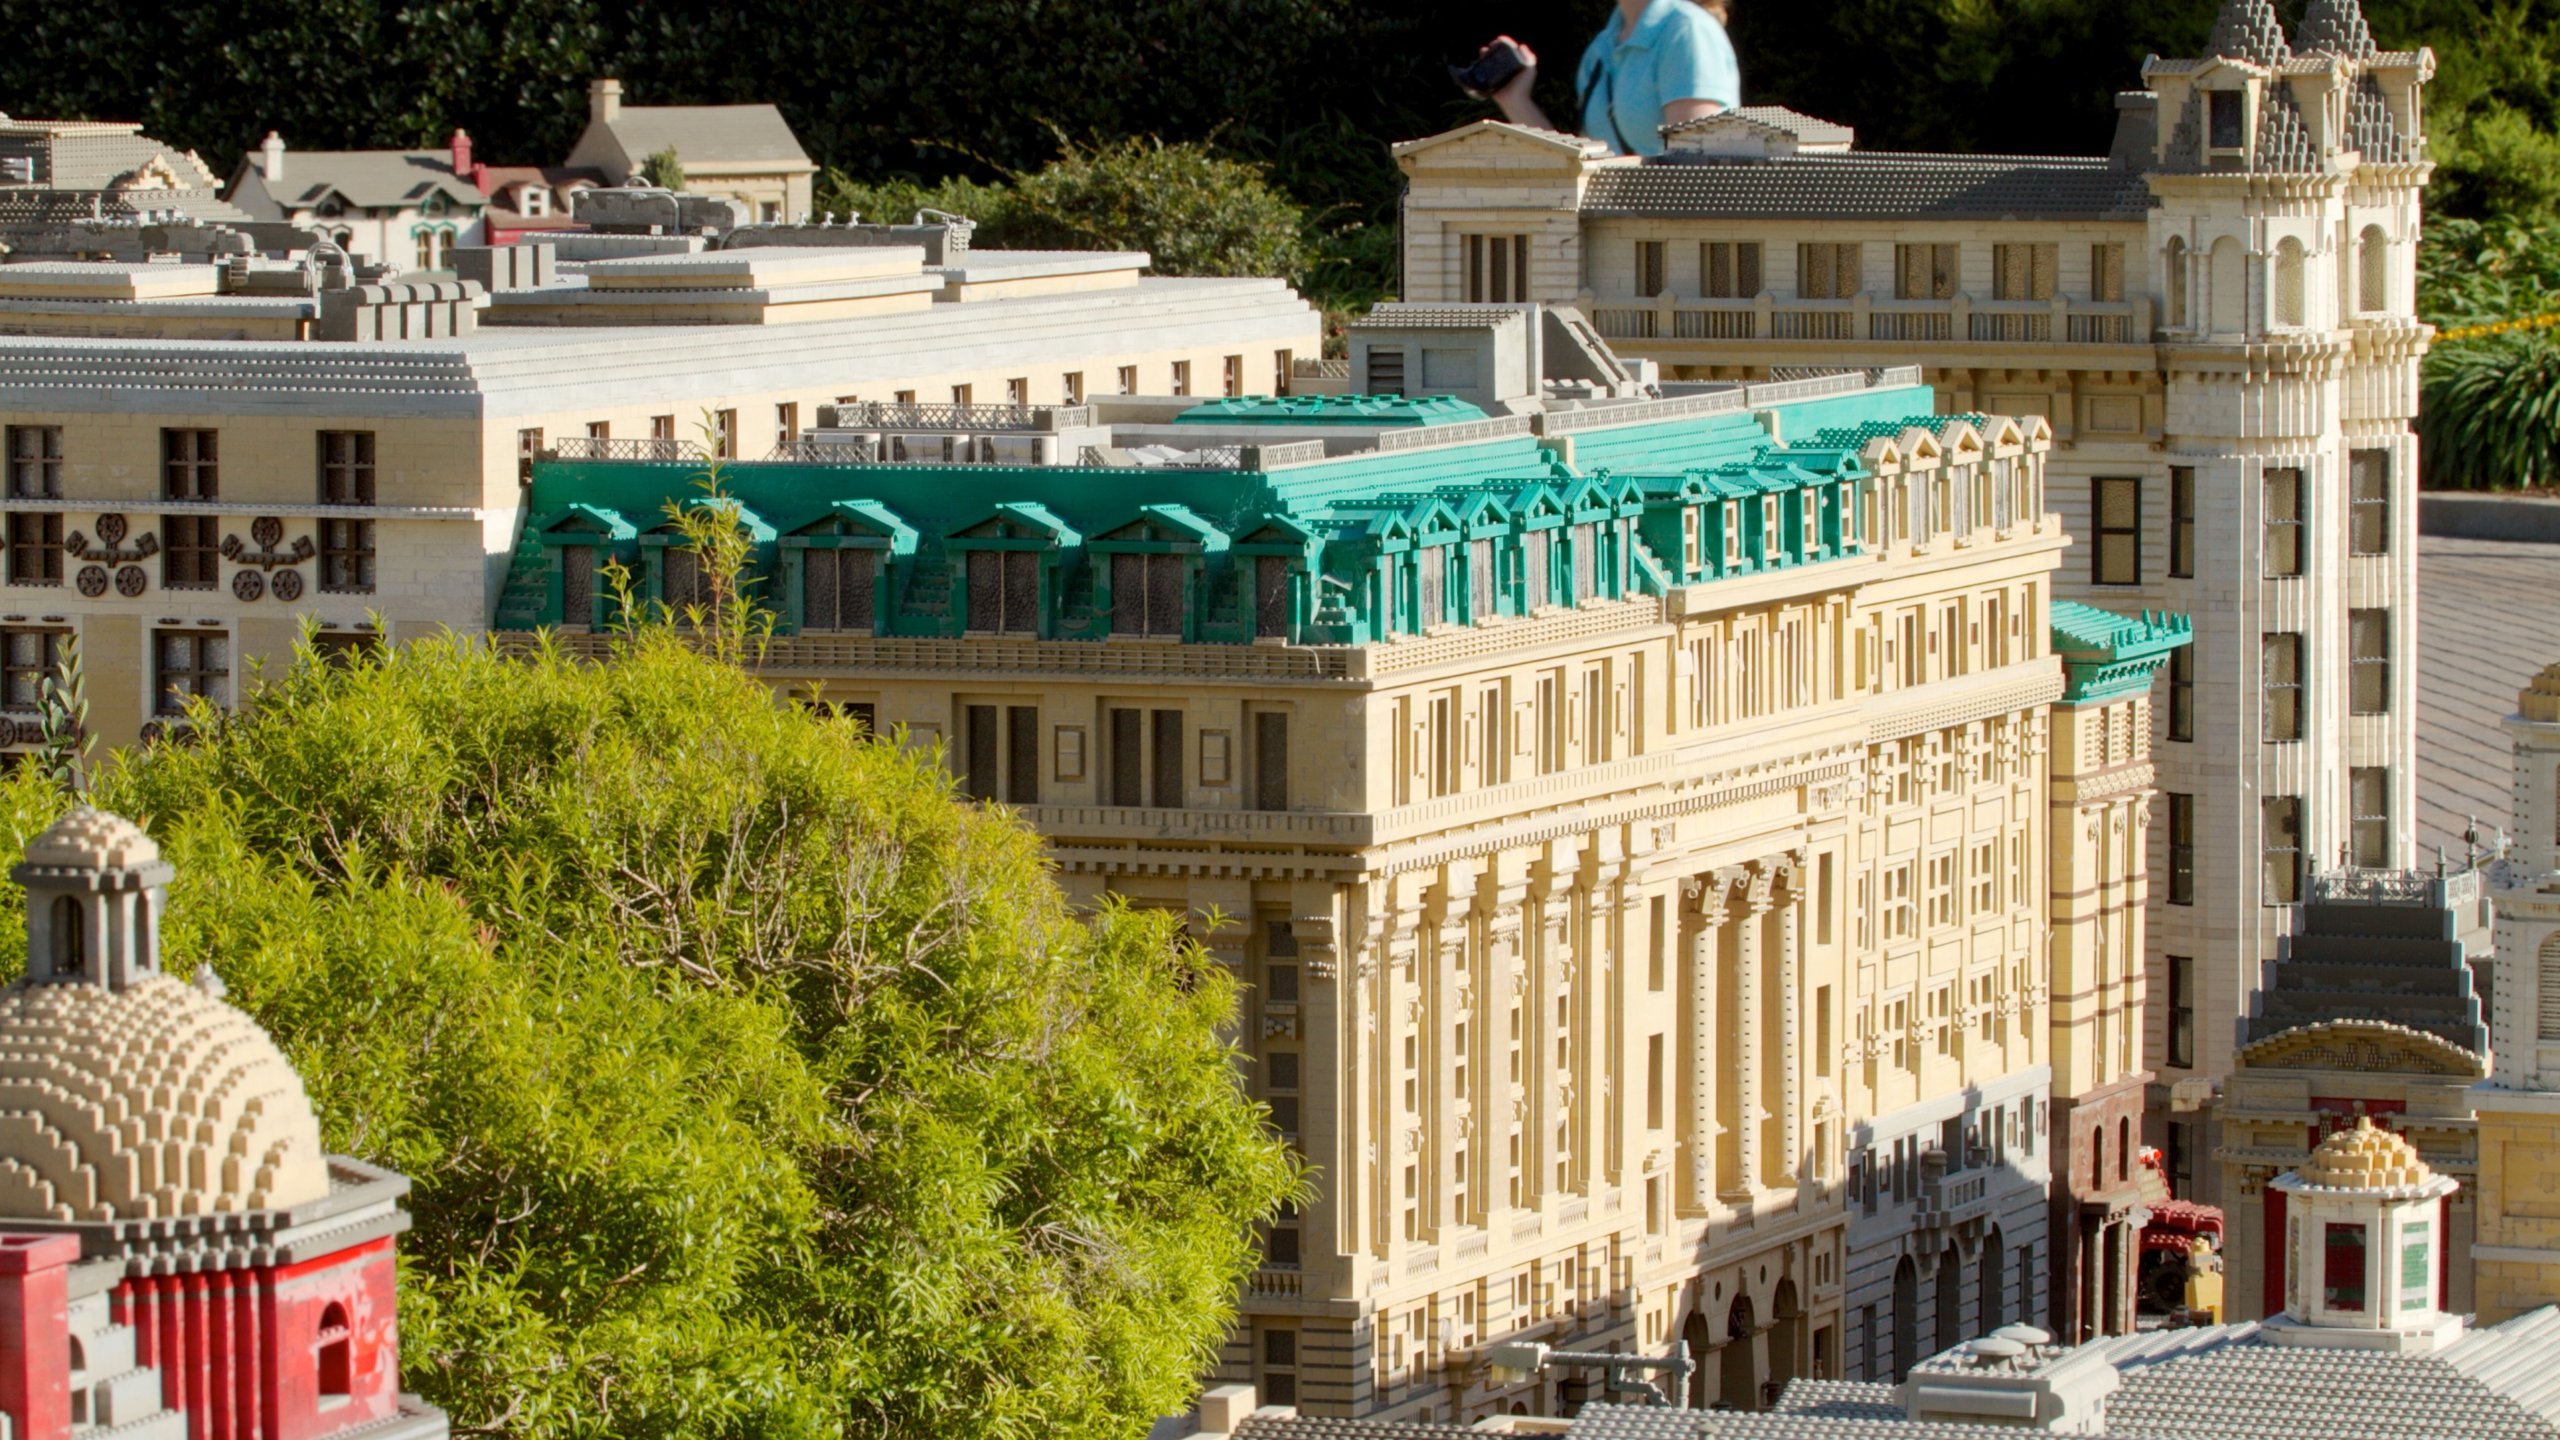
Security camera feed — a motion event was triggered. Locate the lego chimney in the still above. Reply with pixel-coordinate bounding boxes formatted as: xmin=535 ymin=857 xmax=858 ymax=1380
xmin=0 ymin=1234 xmax=82 ymax=1440
xmin=590 ymin=78 xmax=623 ymax=126
xmin=259 ymin=131 xmax=285 ymax=182
xmin=449 ymin=127 xmax=474 ymax=184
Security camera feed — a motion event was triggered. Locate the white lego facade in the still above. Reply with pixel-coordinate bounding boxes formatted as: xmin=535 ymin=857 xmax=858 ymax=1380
xmin=1390 ymin=0 xmax=2433 ymax=1190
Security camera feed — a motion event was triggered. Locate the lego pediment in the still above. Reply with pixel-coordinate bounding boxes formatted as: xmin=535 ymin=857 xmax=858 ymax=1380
xmin=2237 ymin=1020 xmax=2485 ymax=1078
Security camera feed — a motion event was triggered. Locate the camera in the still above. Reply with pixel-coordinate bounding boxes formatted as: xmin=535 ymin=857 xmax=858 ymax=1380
xmin=1451 ymin=40 xmax=1527 ymax=100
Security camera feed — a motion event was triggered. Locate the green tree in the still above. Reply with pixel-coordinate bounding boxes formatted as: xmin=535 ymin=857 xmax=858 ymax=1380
xmin=0 ymin=617 xmax=1303 ymax=1439
xmin=639 ymin=144 xmax=686 ymax=190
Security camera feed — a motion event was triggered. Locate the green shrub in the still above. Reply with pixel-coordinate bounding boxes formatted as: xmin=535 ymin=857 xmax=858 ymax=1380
xmin=0 ymin=626 xmax=1302 ymax=1439
xmin=2420 ymin=332 xmax=2560 ymax=489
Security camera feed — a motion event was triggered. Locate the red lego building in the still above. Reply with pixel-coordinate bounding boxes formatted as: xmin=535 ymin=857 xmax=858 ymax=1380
xmin=0 ymin=807 xmax=445 ymax=1440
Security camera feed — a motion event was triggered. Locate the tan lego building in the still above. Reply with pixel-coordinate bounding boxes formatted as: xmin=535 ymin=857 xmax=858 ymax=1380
xmin=1388 ymin=0 xmax=2436 ymax=1203
xmin=566 ymin=80 xmax=816 ymax=223
xmin=2474 ymin=663 xmax=2560 ymax=1323
xmin=0 ymin=187 xmax=1316 ymax=755
xmin=494 ymin=324 xmax=2180 ymax=1414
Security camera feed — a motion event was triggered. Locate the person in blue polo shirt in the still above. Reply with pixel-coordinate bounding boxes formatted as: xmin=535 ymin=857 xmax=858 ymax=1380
xmin=1480 ymin=0 xmax=1740 ymax=157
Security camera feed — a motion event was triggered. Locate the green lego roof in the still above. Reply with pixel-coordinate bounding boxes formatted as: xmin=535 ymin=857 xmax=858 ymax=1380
xmin=2049 ymin=599 xmax=2194 ymax=704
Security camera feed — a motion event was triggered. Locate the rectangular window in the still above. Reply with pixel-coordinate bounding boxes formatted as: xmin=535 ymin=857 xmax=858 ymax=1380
xmin=162 ymin=428 xmax=217 ymax=499
xmin=800 ymin=549 xmax=877 ymax=633
xmin=966 ymin=550 xmax=1041 ymax=635
xmin=1926 ymin=852 xmax=1955 ymax=929
xmin=153 ymin=628 xmax=228 ymax=716
xmin=2168 ymin=792 xmax=2196 ymax=906
xmin=1110 ymin=553 xmax=1187 ymax=638
xmin=1223 ymin=355 xmax=1244 ymax=398
xmin=2167 ymin=955 xmax=2196 ymax=1069
xmin=950 ymin=385 xmax=972 ymax=407
xmin=1700 ymin=241 xmax=1762 ymax=299
xmin=318 ymin=430 xmax=375 ymax=504
xmin=2350 ymin=449 xmax=2390 ymax=555
xmin=2169 ymin=644 xmax=2195 ymax=743
xmin=1253 ymin=556 xmax=1292 ymax=639
xmin=2351 ymin=609 xmax=2390 ymax=715
xmin=1007 ymin=705 xmax=1040 ymax=804
xmin=6 ymin=425 xmax=61 ymax=498
xmin=649 ymin=415 xmax=676 ymax=442
xmin=2352 ymin=766 xmax=2389 ymax=869
xmin=1895 ymin=243 xmax=1958 ymax=300
xmin=1151 ymin=708 xmax=1185 ymax=809
xmin=2264 ymin=795 xmax=2304 ymax=905
xmin=961 ymin=704 xmax=1000 ymax=802
xmin=1171 ymin=361 xmax=1191 ymax=397
xmin=1634 ymin=240 xmax=1667 ymax=298
xmin=1004 ymin=378 xmax=1027 ymax=408
xmin=2264 ymin=467 xmax=2304 ymax=577
xmin=1797 ymin=242 xmax=1861 ymax=299
xmin=1463 ymin=233 xmax=1530 ymax=303
xmin=5 ymin=514 xmax=61 ymax=587
xmin=0 ymin=627 xmax=64 ymax=711
xmin=2209 ymin=89 xmax=2249 ymax=149
xmin=2092 ymin=476 xmax=2141 ymax=585
xmin=712 ymin=409 xmax=739 ymax=458
xmin=319 ymin=519 xmax=375 ymax=593
xmin=517 ymin=427 xmax=543 ymax=484
xmin=1063 ymin=371 xmax=1086 ymax=405
xmin=2264 ymin=632 xmax=2304 ymax=742
xmin=1108 ymin=708 xmax=1144 ymax=807
xmin=2324 ymin=1222 xmax=2368 ymax=1312
xmin=161 ymin=515 xmax=219 ymax=590
xmin=1252 ymin=710 xmax=1289 ymax=811
xmin=1645 ymin=1033 xmax=1664 ymax=1129
xmin=2169 ymin=466 xmax=2196 ymax=578
xmin=774 ymin=402 xmax=798 ymax=450
xmin=1274 ymin=351 xmax=1292 ymax=396
xmin=1991 ymin=242 xmax=2057 ymax=301
xmin=1116 ymin=365 xmax=1137 ymax=396
xmin=2092 ymin=243 xmax=2126 ymax=302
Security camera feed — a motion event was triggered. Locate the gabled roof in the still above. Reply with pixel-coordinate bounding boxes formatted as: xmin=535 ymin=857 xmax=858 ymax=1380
xmin=1389 ymin=118 xmax=1609 ymax=162
xmin=250 ymin=151 xmax=484 ymax=211
xmin=951 ymin=500 xmax=1079 ymax=546
xmin=1583 ymin=153 xmax=2154 ymax=223
xmin=598 ymin=106 xmax=813 ymax=169
xmin=788 ymin=499 xmax=918 ymax=555
xmin=534 ymin=503 xmax=637 ymax=541
xmin=1094 ymin=503 xmax=1230 ymax=551
xmin=1664 ymin=106 xmax=1856 ymax=145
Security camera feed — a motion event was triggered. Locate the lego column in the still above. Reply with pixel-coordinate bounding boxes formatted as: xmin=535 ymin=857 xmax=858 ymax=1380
xmin=1684 ymin=875 xmax=1726 ymax=1214
xmin=0 ymin=1233 xmax=82 ymax=1440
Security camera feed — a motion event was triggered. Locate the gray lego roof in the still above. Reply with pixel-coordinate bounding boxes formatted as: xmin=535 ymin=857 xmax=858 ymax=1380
xmin=2090 ymin=1321 xmax=2560 ymax=1440
xmin=2206 ymin=0 xmax=2292 ymax=67
xmin=1234 ymin=1416 xmax=1480 ymax=1440
xmin=1664 ymin=107 xmax=1857 ymax=145
xmin=1355 ymin=303 xmax=1530 ymax=330
xmin=2294 ymin=0 xmax=2379 ymax=58
xmin=599 ymin=106 xmax=812 ymax=168
xmin=263 ymin=151 xmax=484 ymax=211
xmin=1581 ymin=155 xmax=2153 ymax=223
xmin=1564 ymin=1402 xmax=2123 ymax=1439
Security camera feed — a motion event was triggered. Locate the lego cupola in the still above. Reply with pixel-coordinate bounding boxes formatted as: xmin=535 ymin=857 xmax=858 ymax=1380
xmin=2267 ymin=1118 xmax=2463 ymax=1352
xmin=0 ymin=808 xmax=330 ymax=1220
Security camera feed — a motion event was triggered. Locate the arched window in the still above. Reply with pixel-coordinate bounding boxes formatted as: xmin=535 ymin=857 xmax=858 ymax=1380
xmin=1891 ymin=1256 xmax=1919 ymax=1381
xmin=135 ymin=895 xmax=153 ymax=974
xmin=2537 ymin=933 xmax=2560 ymax=1042
xmin=2273 ymin=238 xmax=2306 ymax=327
xmin=413 ymin=229 xmax=435 ymax=272
xmin=2359 ymin=226 xmax=2390 ymax=313
xmin=2165 ymin=236 xmax=2189 ymax=328
xmin=1981 ymin=1226 xmax=2007 ymax=1329
xmin=2209 ymin=237 xmax=2246 ymax=334
xmin=317 ymin=1301 xmax=352 ymax=1401
xmin=2118 ymin=1116 xmax=2133 ymax=1181
xmin=1936 ymin=1241 xmax=1965 ymax=1353
xmin=2091 ymin=1126 xmax=2105 ymax=1192
xmin=51 ymin=896 xmax=82 ymax=978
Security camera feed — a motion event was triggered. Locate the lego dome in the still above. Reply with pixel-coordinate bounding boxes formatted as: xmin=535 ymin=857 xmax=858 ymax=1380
xmin=21 ymin=808 xmax=160 ymax=871
xmin=2520 ymin=661 xmax=2560 ymax=723
xmin=2295 ymin=1116 xmax=2432 ymax=1192
xmin=0 ymin=971 xmax=330 ymax=1221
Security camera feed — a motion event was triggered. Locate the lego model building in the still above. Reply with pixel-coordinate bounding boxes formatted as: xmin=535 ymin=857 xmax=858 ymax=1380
xmin=0 ymin=807 xmax=445 ymax=1439
xmin=1389 ymin=0 xmax=2436 ymax=1205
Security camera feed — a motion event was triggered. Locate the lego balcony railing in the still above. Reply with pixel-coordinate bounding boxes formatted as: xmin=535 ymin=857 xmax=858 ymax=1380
xmin=1586 ymin=293 xmax=2152 ymax=348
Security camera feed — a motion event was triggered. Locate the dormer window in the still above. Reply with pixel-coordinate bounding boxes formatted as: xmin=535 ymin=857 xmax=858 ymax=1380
xmin=2209 ymin=90 xmax=2246 ymax=151
xmin=521 ymin=186 xmax=550 ymax=217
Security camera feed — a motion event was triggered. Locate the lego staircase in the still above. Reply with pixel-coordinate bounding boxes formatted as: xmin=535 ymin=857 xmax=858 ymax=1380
xmin=2247 ymin=894 xmax=2488 ymax=1055
xmin=898 ymin=548 xmax=953 ymax=624
xmin=492 ymin=530 xmax=553 ymax=631
xmin=67 ymin=1293 xmax=184 ymax=1440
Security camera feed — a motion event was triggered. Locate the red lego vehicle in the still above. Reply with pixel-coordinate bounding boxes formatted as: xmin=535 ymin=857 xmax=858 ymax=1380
xmin=2135 ymin=1146 xmax=2226 ymax=1313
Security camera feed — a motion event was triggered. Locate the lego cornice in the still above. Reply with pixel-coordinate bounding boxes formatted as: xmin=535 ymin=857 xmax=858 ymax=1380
xmin=2237 ymin=1018 xmax=2486 ymax=1078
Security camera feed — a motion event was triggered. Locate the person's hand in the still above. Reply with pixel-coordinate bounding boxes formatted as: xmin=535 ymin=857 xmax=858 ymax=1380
xmin=1486 ymin=35 xmax=1541 ymax=124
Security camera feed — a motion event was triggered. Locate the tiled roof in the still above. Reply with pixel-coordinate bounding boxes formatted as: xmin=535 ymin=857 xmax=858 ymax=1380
xmin=2349 ymin=75 xmax=2414 ymax=162
xmin=2254 ymin=83 xmax=2321 ymax=171
xmin=1356 ymin=303 xmax=1530 ymax=330
xmin=271 ymin=151 xmax=484 ymax=210
xmin=2095 ymin=1325 xmax=2560 ymax=1440
xmin=1565 ymin=1401 xmax=2115 ymax=1439
xmin=2294 ymin=0 xmax=2378 ymax=58
xmin=1771 ymin=1379 xmax=1904 ymax=1421
xmin=1664 ymin=106 xmax=1856 ymax=146
xmin=601 ymin=106 xmax=812 ymax=168
xmin=2207 ymin=0 xmax=2292 ymax=67
xmin=1582 ymin=155 xmax=2152 ymax=222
